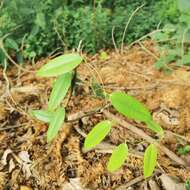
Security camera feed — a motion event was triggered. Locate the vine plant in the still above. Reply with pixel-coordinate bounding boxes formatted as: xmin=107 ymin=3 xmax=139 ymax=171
xmin=31 ymin=53 xmax=164 ymax=178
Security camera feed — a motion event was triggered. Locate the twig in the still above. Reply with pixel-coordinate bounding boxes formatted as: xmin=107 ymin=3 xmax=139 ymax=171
xmin=83 ymin=59 xmax=108 ymax=105
xmin=104 ymin=82 xmax=159 ymax=91
xmin=166 ymin=130 xmax=190 ymax=143
xmin=53 ymin=22 xmax=66 ymax=48
xmin=73 ymin=126 xmax=87 ymax=138
xmin=128 ymin=29 xmax=164 ymax=48
xmin=121 ymin=3 xmax=145 ymax=53
xmin=67 ymin=104 xmax=110 ymax=122
xmin=116 ymin=175 xmax=145 ymax=190
xmin=0 ymin=39 xmax=34 ymax=73
xmin=103 ymin=110 xmax=188 ymax=167
xmin=138 ymin=41 xmax=159 ymax=60
xmin=0 ymin=0 xmax=4 ymax=9
xmin=112 ymin=26 xmax=118 ymax=52
xmin=0 ymin=125 xmax=21 ymax=131
xmin=181 ymin=28 xmax=188 ymax=62
xmin=77 ymin=40 xmax=83 ymax=53
xmin=95 ymin=142 xmax=143 ymax=159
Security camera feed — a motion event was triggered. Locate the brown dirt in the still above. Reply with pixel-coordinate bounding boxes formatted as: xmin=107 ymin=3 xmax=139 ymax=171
xmin=0 ymin=41 xmax=190 ymax=189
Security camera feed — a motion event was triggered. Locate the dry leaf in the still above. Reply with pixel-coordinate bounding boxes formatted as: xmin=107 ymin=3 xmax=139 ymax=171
xmin=148 ymin=179 xmax=160 ymax=190
xmin=61 ymin=178 xmax=90 ymax=190
xmin=159 ymin=174 xmax=185 ymax=190
xmin=1 ymin=149 xmax=12 ymax=166
xmin=9 ymin=158 xmax=16 ymax=173
xmin=18 ymin=151 xmax=32 ymax=163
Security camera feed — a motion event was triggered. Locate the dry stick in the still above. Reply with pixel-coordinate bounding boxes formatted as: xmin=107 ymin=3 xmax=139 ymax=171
xmin=103 ymin=110 xmax=188 ymax=167
xmin=116 ymin=175 xmax=144 ymax=190
xmin=128 ymin=29 xmax=164 ymax=48
xmin=138 ymin=41 xmax=159 ymax=60
xmin=181 ymin=28 xmax=188 ymax=62
xmin=120 ymin=3 xmax=145 ymax=53
xmin=112 ymin=26 xmax=119 ymax=53
xmin=0 ymin=125 xmax=21 ymax=131
xmin=0 ymin=0 xmax=3 ymax=9
xmin=67 ymin=104 xmax=110 ymax=122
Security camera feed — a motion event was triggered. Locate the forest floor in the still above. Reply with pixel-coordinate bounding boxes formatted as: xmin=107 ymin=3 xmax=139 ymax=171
xmin=0 ymin=41 xmax=190 ymax=190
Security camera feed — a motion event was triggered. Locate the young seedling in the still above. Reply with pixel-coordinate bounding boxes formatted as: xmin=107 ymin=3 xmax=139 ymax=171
xmin=84 ymin=91 xmax=164 ymax=177
xmin=31 ymin=53 xmax=83 ymax=142
xmin=31 ymin=53 xmax=164 ymax=178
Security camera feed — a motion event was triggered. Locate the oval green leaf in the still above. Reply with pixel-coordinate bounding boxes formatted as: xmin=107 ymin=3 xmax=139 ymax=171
xmin=37 ymin=53 xmax=83 ymax=77
xmin=47 ymin=107 xmax=65 ymax=142
xmin=5 ymin=38 xmax=19 ymax=51
xmin=143 ymin=144 xmax=158 ymax=178
xmin=84 ymin=120 xmax=112 ymax=151
xmin=30 ymin=109 xmax=54 ymax=123
xmin=48 ymin=72 xmax=73 ymax=110
xmin=110 ymin=92 xmax=151 ymax=122
xmin=107 ymin=143 xmax=128 ymax=172
xmin=146 ymin=120 xmax=164 ymax=137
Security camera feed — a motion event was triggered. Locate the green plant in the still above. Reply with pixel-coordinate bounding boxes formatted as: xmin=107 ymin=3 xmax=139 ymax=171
xmin=84 ymin=91 xmax=163 ymax=177
xmin=177 ymin=144 xmax=190 ymax=155
xmin=186 ymin=180 xmax=190 ymax=190
xmin=0 ymin=0 xmax=177 ymax=66
xmin=151 ymin=0 xmax=190 ymax=69
xmin=31 ymin=53 xmax=83 ymax=142
xmin=31 ymin=54 xmax=164 ymax=178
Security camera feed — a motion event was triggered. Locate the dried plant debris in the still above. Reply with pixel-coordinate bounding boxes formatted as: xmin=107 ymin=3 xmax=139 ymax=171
xmin=0 ymin=41 xmax=190 ymax=189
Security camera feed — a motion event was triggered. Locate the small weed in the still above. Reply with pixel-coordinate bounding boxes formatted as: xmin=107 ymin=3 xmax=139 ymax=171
xmin=31 ymin=53 xmax=164 ymax=178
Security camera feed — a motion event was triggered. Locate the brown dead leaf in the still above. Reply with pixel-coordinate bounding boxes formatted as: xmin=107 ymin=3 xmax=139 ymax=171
xmin=148 ymin=179 xmax=160 ymax=190
xmin=61 ymin=178 xmax=90 ymax=190
xmin=159 ymin=174 xmax=185 ymax=190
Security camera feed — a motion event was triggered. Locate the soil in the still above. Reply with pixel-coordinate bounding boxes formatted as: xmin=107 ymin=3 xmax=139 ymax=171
xmin=0 ymin=41 xmax=190 ymax=190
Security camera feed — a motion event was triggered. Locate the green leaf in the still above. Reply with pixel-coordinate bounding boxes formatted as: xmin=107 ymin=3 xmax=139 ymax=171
xmin=146 ymin=120 xmax=164 ymax=137
xmin=35 ymin=12 xmax=46 ymax=29
xmin=48 ymin=72 xmax=73 ymax=110
xmin=177 ymin=144 xmax=190 ymax=155
xmin=155 ymin=57 xmax=165 ymax=69
xmin=37 ymin=54 xmax=83 ymax=77
xmin=155 ymin=54 xmax=176 ymax=69
xmin=91 ymin=79 xmax=105 ymax=99
xmin=84 ymin=120 xmax=112 ymax=151
xmin=143 ymin=144 xmax=158 ymax=178
xmin=181 ymin=53 xmax=190 ymax=65
xmin=110 ymin=92 xmax=151 ymax=122
xmin=30 ymin=109 xmax=54 ymax=123
xmin=107 ymin=143 xmax=128 ymax=172
xmin=47 ymin=107 xmax=65 ymax=142
xmin=99 ymin=51 xmax=109 ymax=60
xmin=5 ymin=38 xmax=19 ymax=51
xmin=151 ymin=32 xmax=169 ymax=42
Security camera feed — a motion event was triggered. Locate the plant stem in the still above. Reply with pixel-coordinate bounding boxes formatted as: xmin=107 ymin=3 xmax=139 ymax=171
xmin=103 ymin=110 xmax=188 ymax=167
